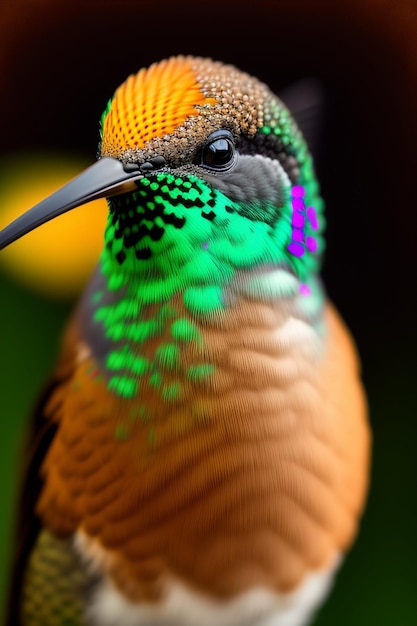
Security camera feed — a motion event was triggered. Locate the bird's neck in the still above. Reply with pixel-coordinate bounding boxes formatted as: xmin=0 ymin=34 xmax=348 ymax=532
xmin=79 ymin=259 xmax=325 ymax=401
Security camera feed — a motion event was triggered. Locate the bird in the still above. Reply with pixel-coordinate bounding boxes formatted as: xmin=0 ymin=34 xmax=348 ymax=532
xmin=1 ymin=56 xmax=371 ymax=626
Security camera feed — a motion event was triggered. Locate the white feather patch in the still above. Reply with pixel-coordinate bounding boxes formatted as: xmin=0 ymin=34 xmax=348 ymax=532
xmin=83 ymin=549 xmax=341 ymax=626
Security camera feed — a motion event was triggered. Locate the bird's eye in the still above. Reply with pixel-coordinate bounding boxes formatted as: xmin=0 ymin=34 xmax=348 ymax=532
xmin=201 ymin=130 xmax=236 ymax=171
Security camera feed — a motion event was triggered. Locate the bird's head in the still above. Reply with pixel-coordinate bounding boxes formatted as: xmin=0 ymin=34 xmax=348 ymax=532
xmin=0 ymin=56 xmax=324 ymax=293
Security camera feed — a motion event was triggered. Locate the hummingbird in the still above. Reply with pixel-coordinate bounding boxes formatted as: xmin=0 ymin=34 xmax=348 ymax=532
xmin=1 ymin=56 xmax=370 ymax=626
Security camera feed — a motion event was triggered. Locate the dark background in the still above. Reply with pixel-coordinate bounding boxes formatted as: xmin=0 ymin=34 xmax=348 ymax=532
xmin=1 ymin=0 xmax=416 ymax=623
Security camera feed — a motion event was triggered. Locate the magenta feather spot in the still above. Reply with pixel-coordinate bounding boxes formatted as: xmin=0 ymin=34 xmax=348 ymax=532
xmin=292 ymin=212 xmax=305 ymax=228
xmin=202 ymin=242 xmax=209 ymax=249
xmin=291 ymin=185 xmax=305 ymax=198
xmin=306 ymin=206 xmax=319 ymax=231
xmin=292 ymin=197 xmax=305 ymax=212
xmin=299 ymin=283 xmax=311 ymax=296
xmin=292 ymin=228 xmax=304 ymax=242
xmin=306 ymin=236 xmax=318 ymax=252
xmin=288 ymin=242 xmax=305 ymax=257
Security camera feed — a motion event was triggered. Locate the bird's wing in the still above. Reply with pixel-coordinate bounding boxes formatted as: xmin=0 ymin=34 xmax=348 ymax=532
xmin=5 ymin=317 xmax=82 ymax=626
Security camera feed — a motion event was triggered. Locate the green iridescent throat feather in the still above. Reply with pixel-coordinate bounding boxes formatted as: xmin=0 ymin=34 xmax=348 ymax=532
xmin=91 ymin=134 xmax=324 ymax=399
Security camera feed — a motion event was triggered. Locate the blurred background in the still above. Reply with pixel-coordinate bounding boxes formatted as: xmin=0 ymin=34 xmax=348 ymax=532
xmin=0 ymin=0 xmax=416 ymax=623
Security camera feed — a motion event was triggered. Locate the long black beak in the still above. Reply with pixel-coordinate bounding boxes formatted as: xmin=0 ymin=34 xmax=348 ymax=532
xmin=0 ymin=157 xmax=144 ymax=250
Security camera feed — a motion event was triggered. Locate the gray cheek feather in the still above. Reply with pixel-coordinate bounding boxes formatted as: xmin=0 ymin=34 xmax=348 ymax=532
xmin=206 ymin=154 xmax=289 ymax=207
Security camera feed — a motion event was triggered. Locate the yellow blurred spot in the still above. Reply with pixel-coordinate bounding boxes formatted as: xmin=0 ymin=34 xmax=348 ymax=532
xmin=0 ymin=153 xmax=108 ymax=298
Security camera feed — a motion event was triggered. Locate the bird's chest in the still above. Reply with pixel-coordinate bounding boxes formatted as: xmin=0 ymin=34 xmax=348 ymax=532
xmin=71 ymin=292 xmax=325 ymax=516
xmin=76 ymin=283 xmax=324 ymax=454
xmin=40 ymin=289 xmax=342 ymax=621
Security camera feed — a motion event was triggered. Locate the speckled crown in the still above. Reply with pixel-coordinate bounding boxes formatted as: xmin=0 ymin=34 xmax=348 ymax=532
xmin=100 ymin=56 xmax=273 ymax=165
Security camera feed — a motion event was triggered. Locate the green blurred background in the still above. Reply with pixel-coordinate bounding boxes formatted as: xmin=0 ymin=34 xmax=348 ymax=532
xmin=1 ymin=0 xmax=416 ymax=624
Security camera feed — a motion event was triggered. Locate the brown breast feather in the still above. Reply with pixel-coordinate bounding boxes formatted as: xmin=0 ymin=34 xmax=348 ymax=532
xmin=37 ymin=299 xmax=370 ymax=602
